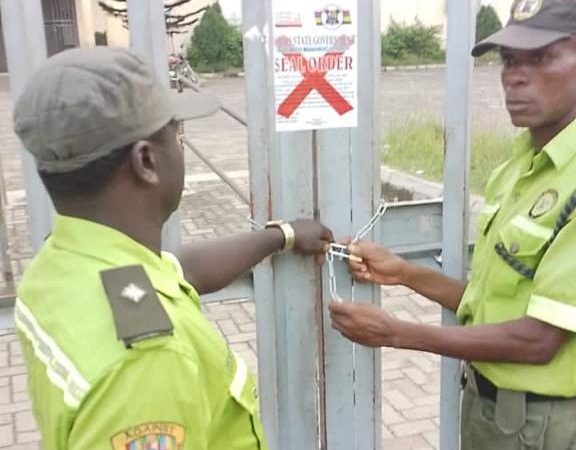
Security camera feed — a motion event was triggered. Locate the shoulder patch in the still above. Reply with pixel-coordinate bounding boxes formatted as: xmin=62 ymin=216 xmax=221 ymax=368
xmin=111 ymin=422 xmax=185 ymax=449
xmin=100 ymin=265 xmax=173 ymax=348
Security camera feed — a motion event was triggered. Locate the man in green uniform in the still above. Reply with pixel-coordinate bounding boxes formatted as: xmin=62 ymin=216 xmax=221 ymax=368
xmin=329 ymin=0 xmax=576 ymax=448
xmin=12 ymin=47 xmax=333 ymax=449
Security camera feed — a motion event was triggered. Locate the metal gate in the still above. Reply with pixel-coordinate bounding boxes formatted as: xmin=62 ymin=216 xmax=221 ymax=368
xmin=42 ymin=0 xmax=79 ymax=56
xmin=0 ymin=11 xmax=6 ymax=72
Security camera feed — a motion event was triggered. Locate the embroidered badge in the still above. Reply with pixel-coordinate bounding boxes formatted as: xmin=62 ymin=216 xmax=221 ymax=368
xmin=513 ymin=0 xmax=543 ymax=21
xmin=111 ymin=422 xmax=185 ymax=450
xmin=529 ymin=189 xmax=558 ymax=218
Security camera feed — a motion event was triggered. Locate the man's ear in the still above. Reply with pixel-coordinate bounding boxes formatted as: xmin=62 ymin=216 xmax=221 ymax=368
xmin=129 ymin=140 xmax=160 ymax=185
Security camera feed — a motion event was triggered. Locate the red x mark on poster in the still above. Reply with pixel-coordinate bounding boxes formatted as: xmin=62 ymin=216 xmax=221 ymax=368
xmin=277 ymin=38 xmax=354 ymax=119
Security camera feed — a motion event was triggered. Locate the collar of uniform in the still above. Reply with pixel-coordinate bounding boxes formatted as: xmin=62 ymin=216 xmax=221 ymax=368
xmin=541 ymin=119 xmax=576 ymax=171
xmin=512 ymin=130 xmax=534 ymax=158
xmin=509 ymin=131 xmax=536 ymax=173
xmin=50 ymin=214 xmax=185 ymax=300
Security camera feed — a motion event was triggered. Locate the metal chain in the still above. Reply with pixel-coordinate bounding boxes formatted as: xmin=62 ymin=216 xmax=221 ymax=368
xmin=352 ymin=202 xmax=388 ymax=243
xmin=247 ymin=200 xmax=388 ymax=302
xmin=248 ymin=217 xmax=265 ymax=230
xmin=327 ymin=200 xmax=389 ymax=301
xmin=327 ymin=250 xmax=341 ymax=302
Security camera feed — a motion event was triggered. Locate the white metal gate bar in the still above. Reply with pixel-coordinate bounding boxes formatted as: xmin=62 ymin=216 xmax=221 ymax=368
xmin=127 ymin=0 xmax=181 ymax=253
xmin=243 ymin=1 xmax=324 ymax=447
xmin=242 ymin=2 xmax=282 ymax=446
xmin=441 ymin=0 xmax=476 ymax=449
xmin=318 ymin=1 xmax=382 ymax=448
xmin=0 ymin=0 xmax=52 ymax=329
xmin=0 ymin=0 xmax=52 ymax=255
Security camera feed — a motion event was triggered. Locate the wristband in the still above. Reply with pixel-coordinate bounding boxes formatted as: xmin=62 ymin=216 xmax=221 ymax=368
xmin=265 ymin=220 xmax=296 ymax=252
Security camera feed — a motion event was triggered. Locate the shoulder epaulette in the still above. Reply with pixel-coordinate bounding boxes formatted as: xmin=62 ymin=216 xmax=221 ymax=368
xmin=100 ymin=265 xmax=173 ymax=348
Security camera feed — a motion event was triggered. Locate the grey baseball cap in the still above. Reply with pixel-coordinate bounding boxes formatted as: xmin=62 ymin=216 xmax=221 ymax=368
xmin=472 ymin=0 xmax=576 ymax=57
xmin=13 ymin=47 xmax=220 ymax=173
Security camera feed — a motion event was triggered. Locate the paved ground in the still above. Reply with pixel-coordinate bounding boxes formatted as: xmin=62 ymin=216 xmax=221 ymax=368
xmin=0 ymin=66 xmax=512 ymax=449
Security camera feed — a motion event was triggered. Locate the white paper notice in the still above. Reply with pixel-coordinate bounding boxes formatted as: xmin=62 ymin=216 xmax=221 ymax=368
xmin=272 ymin=1 xmax=358 ymax=132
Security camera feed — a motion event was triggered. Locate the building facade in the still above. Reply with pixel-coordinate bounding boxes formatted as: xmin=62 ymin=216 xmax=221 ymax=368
xmin=1 ymin=0 xmax=94 ymax=72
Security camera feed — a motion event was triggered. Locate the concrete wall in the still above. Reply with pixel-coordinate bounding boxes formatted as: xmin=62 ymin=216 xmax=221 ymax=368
xmin=75 ymin=0 xmax=95 ymax=46
xmin=91 ymin=0 xmax=129 ymax=47
xmin=91 ymin=0 xmax=217 ymax=53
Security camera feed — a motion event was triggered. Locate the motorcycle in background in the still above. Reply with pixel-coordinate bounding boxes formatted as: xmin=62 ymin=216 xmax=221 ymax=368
xmin=168 ymin=54 xmax=200 ymax=92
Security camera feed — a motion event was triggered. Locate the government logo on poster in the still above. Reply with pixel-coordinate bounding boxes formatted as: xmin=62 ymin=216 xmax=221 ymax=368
xmin=315 ymin=5 xmax=352 ymax=29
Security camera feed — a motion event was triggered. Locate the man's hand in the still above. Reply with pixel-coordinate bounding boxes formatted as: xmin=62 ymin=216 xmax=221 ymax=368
xmin=347 ymin=241 xmax=408 ymax=286
xmin=330 ymin=302 xmax=570 ymax=363
xmin=290 ymin=220 xmax=334 ymax=255
xmin=329 ymin=301 xmax=400 ymax=348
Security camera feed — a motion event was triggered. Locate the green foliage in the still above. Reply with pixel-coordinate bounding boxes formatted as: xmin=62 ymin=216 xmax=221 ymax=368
xmin=382 ymin=118 xmax=514 ymax=194
xmin=187 ymin=5 xmax=243 ymax=73
xmin=211 ymin=2 xmax=222 ymax=14
xmin=476 ymin=5 xmax=502 ymax=43
xmin=381 ymin=19 xmax=445 ymax=66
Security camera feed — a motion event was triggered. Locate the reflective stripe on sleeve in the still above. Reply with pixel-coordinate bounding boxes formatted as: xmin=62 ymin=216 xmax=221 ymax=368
xmin=14 ymin=299 xmax=91 ymax=408
xmin=230 ymin=352 xmax=248 ymax=399
xmin=527 ymin=295 xmax=576 ymax=333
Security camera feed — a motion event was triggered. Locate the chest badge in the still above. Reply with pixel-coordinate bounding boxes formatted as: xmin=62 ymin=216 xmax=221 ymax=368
xmin=529 ymin=189 xmax=558 ymax=218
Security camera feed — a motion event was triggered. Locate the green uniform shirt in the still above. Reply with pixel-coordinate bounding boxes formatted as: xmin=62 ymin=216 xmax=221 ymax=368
xmin=458 ymin=119 xmax=576 ymax=397
xmin=15 ymin=215 xmax=268 ymax=450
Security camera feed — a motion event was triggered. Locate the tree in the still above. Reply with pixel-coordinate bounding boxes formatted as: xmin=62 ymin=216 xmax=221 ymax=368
xmin=187 ymin=5 xmax=243 ymax=72
xmin=476 ymin=5 xmax=502 ymax=43
xmin=381 ymin=19 xmax=444 ymax=65
xmin=98 ymin=0 xmax=208 ymax=38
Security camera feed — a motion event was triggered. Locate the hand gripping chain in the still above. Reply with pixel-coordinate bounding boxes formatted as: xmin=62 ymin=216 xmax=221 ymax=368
xmin=326 ymin=201 xmax=388 ymax=301
xmin=248 ymin=200 xmax=388 ymax=302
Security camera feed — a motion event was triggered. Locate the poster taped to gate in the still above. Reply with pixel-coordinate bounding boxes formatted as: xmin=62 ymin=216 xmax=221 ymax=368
xmin=272 ymin=0 xmax=358 ymax=131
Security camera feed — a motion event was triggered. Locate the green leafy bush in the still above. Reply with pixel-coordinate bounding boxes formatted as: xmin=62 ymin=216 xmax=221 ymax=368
xmin=476 ymin=5 xmax=503 ymax=43
xmin=187 ymin=4 xmax=243 ymax=73
xmin=381 ymin=19 xmax=445 ymax=66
